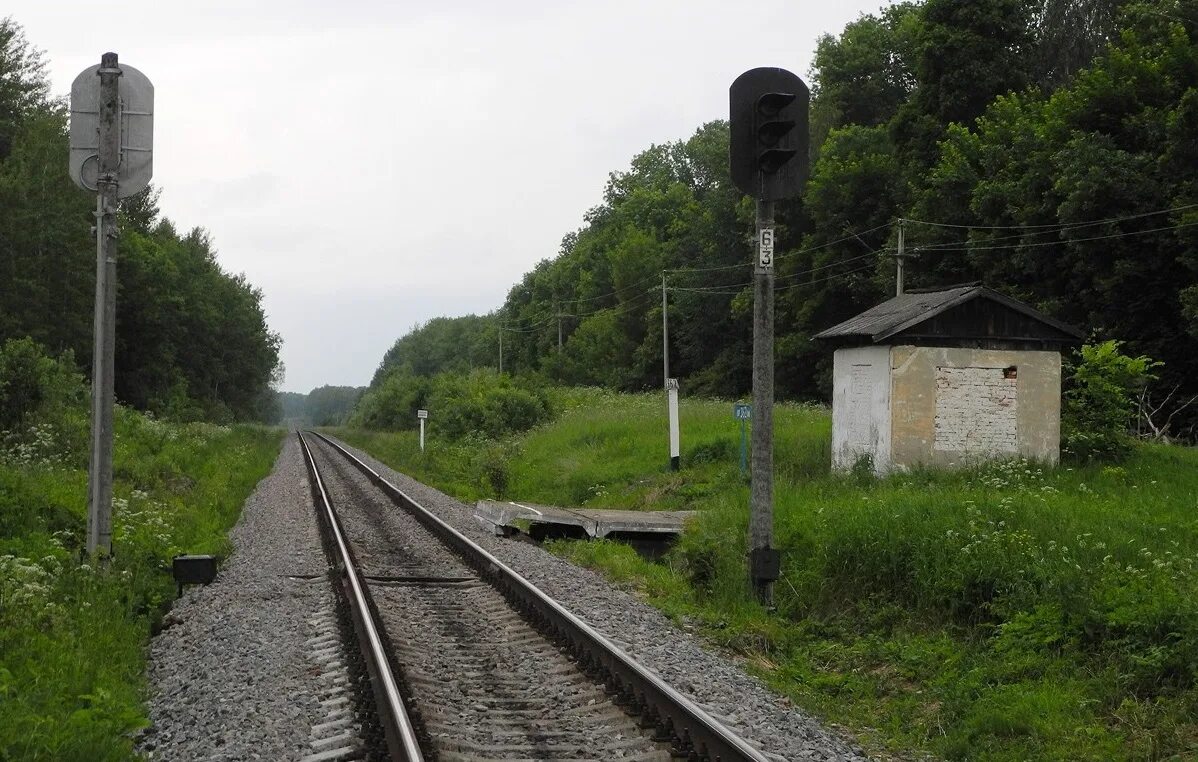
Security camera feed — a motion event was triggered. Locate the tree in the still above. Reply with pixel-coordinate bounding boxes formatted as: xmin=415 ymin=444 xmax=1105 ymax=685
xmin=1033 ymin=0 xmax=1127 ymax=88
xmin=809 ymin=2 xmax=921 ymax=147
xmin=890 ymin=0 xmax=1036 ymax=169
xmin=0 ymin=18 xmax=48 ymax=161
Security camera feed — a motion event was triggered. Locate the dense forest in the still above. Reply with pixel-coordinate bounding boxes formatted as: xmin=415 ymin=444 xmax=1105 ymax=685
xmin=358 ymin=0 xmax=1198 ymax=437
xmin=0 ymin=19 xmax=281 ymax=422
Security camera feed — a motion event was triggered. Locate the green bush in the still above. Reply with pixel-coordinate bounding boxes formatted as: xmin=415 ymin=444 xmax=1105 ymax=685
xmin=425 ymin=369 xmax=551 ymax=440
xmin=0 ymin=339 xmax=88 ymax=468
xmin=1062 ymin=340 xmax=1158 ymax=462
xmin=347 ymin=370 xmax=431 ymax=430
xmin=349 ymin=368 xmax=551 ymax=439
xmin=0 ymin=338 xmax=85 ymax=430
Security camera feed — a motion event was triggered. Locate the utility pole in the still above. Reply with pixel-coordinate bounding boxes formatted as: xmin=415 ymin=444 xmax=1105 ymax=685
xmin=749 ymin=199 xmax=777 ymax=601
xmin=661 ymin=273 xmax=670 ymax=384
xmin=895 ymin=218 xmax=907 ymax=296
xmin=662 ymin=272 xmax=680 ymax=471
xmin=85 ymin=53 xmax=122 ymax=557
xmin=556 ymin=298 xmax=563 ymax=353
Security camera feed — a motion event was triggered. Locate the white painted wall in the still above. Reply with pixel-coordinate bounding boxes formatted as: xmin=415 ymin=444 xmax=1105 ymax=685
xmin=831 ymin=346 xmax=892 ymax=473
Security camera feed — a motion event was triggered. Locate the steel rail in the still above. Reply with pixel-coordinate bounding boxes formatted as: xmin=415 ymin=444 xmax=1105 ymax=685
xmin=310 ymin=431 xmax=771 ymax=762
xmin=297 ymin=432 xmax=425 ymax=762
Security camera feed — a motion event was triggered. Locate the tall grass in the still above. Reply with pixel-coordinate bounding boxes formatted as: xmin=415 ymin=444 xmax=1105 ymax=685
xmin=0 ymin=409 xmax=282 ymax=760
xmin=338 ymin=387 xmax=1198 ymax=760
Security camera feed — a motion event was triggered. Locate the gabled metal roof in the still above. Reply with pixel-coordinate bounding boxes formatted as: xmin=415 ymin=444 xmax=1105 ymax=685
xmin=812 ymin=284 xmax=1085 ymax=344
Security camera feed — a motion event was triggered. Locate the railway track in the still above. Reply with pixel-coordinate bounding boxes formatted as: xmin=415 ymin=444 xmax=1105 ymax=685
xmin=298 ymin=431 xmax=771 ymax=762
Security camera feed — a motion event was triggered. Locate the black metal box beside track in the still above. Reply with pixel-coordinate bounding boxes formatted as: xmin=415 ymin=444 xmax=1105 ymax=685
xmin=172 ymin=554 xmax=217 ymax=586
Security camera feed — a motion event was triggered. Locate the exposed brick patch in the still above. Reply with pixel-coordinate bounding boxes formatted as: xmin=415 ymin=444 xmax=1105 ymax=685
xmin=934 ymin=366 xmax=1018 ymax=456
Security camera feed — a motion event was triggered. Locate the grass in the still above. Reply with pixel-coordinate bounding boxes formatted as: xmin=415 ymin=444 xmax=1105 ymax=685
xmin=0 ymin=408 xmax=283 ymax=761
xmin=337 ymin=386 xmax=1198 ymax=760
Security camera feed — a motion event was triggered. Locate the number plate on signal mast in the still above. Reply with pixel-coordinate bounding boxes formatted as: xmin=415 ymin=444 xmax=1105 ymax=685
xmin=758 ymin=227 xmax=774 ymax=271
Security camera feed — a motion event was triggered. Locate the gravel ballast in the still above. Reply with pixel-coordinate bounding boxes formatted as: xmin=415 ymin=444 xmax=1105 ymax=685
xmin=139 ymin=436 xmax=366 ymax=761
xmin=140 ymin=433 xmax=867 ymax=761
xmin=308 ymin=439 xmax=674 ymax=760
xmin=329 ymin=435 xmax=870 ymax=762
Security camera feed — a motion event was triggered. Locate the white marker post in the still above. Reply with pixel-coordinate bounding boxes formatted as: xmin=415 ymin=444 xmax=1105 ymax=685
xmin=666 ymin=378 xmax=680 ymax=471
xmin=417 ymin=409 xmax=428 ymax=452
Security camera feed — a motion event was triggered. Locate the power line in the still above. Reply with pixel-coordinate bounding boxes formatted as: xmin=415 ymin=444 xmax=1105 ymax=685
xmin=905 ymin=203 xmax=1198 ymax=232
xmin=502 ymin=288 xmax=658 ymax=332
xmin=668 ymin=249 xmax=888 ymax=294
xmin=555 ymin=274 xmax=663 ymax=306
xmin=662 ymin=220 xmax=895 ymax=277
xmin=507 ymin=221 xmax=896 ymax=323
xmin=562 ymin=288 xmax=658 ymax=319
xmin=913 ymin=220 xmax=1198 ymax=253
xmin=669 ymin=261 xmax=881 ymax=296
xmin=774 ymin=262 xmax=879 ymax=292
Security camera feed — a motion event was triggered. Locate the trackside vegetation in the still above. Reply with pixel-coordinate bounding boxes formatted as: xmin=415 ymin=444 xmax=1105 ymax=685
xmin=0 ymin=339 xmax=283 ymax=761
xmin=338 ymin=385 xmax=1198 ymax=760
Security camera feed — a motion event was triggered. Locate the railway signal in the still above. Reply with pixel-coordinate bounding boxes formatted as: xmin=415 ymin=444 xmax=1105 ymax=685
xmin=729 ymin=67 xmax=809 ymax=603
xmin=729 ymin=67 xmax=809 ymax=202
xmin=69 ymin=53 xmax=155 ymax=557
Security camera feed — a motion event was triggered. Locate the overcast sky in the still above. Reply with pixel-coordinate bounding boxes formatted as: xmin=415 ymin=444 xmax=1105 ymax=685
xmin=13 ymin=1 xmax=887 ymax=392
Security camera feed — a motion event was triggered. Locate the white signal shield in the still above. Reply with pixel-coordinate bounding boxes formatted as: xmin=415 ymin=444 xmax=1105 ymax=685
xmin=69 ymin=62 xmax=154 ymax=197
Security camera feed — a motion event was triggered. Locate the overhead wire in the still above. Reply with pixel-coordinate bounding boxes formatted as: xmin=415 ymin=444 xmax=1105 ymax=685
xmin=500 ymin=287 xmax=658 ymax=332
xmin=661 ymin=220 xmax=895 ymax=276
xmin=501 ymin=206 xmax=1196 ymax=330
xmin=496 ymin=205 xmax=1198 ymax=342
xmin=909 ymin=220 xmax=1198 ymax=253
xmin=904 ymin=203 xmax=1198 ymax=232
xmin=668 ymin=248 xmax=890 ymax=294
xmin=669 ymin=261 xmax=883 ymax=296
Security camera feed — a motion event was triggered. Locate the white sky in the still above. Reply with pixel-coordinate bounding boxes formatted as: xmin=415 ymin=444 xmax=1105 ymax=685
xmin=13 ymin=1 xmax=888 ymax=392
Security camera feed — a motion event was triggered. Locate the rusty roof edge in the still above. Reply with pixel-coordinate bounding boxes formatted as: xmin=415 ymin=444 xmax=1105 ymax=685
xmin=871 ymin=286 xmax=1085 ymax=343
xmin=869 ymin=286 xmax=982 ymax=342
xmin=812 ymin=285 xmax=1087 ymax=344
xmin=978 ymin=288 xmax=1086 ymax=340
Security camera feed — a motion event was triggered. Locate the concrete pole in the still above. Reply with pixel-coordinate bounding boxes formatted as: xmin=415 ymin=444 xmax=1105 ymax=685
xmin=896 ymin=218 xmax=906 ymax=296
xmin=661 ymin=273 xmax=670 ymax=385
xmin=663 ymin=273 xmax=680 ymax=471
xmin=86 ymin=52 xmax=121 ymax=557
xmin=749 ymin=199 xmax=777 ymax=603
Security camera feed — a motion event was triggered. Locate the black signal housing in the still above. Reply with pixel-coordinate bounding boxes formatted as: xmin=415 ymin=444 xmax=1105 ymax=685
xmin=730 ymin=67 xmax=810 ymax=201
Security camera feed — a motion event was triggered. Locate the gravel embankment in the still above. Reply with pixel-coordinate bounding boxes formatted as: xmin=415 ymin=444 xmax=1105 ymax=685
xmin=330 ymin=435 xmax=870 ymax=762
xmin=139 ymin=436 xmax=367 ymax=761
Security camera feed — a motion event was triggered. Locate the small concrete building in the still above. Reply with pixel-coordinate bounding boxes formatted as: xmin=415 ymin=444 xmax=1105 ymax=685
xmin=813 ymin=284 xmax=1083 ymax=474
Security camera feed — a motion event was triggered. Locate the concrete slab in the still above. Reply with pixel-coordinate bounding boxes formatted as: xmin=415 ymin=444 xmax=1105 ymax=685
xmin=474 ymin=500 xmax=696 ymax=542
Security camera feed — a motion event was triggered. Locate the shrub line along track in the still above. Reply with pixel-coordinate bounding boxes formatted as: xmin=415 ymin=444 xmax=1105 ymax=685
xmin=298 ymin=431 xmax=771 ymax=762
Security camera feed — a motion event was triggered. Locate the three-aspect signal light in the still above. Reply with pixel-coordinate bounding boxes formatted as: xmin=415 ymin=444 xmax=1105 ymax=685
xmin=729 ymin=67 xmax=810 ymax=201
xmin=755 ymin=91 xmax=797 ymax=172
